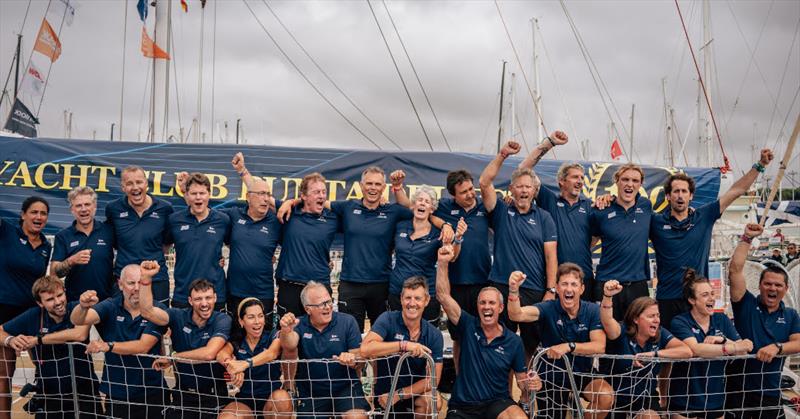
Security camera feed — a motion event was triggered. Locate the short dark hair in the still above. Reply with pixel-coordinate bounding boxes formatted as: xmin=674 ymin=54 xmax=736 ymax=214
xmin=624 ymin=296 xmax=660 ymax=341
xmin=556 ymin=263 xmax=584 ymax=284
xmin=21 ymin=196 xmax=50 ymax=215
xmin=401 ymin=276 xmax=429 ymax=295
xmin=185 ymin=173 xmax=211 ymax=192
xmin=32 ymin=275 xmax=64 ymax=302
xmin=664 ymin=172 xmax=696 ymax=195
xmin=760 ymin=265 xmax=789 ymax=285
xmin=189 ymin=278 xmax=215 ymax=295
xmin=681 ymin=268 xmax=710 ymax=302
xmin=446 ymin=170 xmax=473 ymax=196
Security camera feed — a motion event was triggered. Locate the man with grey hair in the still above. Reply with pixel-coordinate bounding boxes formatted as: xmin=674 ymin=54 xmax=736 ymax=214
xmin=480 ymin=140 xmax=558 ymax=358
xmin=51 ymin=186 xmax=116 ymax=301
xmin=518 ymin=131 xmax=597 ymax=300
xmin=279 ymin=281 xmax=369 ymax=419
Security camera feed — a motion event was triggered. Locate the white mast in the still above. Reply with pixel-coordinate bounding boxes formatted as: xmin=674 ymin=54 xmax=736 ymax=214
xmin=531 ymin=18 xmax=544 ymax=142
xmin=696 ymin=0 xmax=714 ymax=166
xmin=510 ymin=72 xmax=516 ymax=140
xmin=149 ymin=0 xmax=171 ymax=142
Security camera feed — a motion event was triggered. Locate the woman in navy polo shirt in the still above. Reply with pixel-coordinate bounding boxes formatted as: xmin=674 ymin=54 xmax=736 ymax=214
xmin=388 ymin=185 xmax=465 ymax=322
xmin=600 ymin=281 xmax=692 ymax=418
xmin=668 ymin=270 xmax=753 ymax=418
xmin=218 ymin=298 xmax=292 ymax=419
xmin=0 ymin=196 xmax=52 ymax=416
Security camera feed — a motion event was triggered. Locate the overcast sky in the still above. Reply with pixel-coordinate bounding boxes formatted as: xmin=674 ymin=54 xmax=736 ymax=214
xmin=1 ymin=0 xmax=798 ymax=179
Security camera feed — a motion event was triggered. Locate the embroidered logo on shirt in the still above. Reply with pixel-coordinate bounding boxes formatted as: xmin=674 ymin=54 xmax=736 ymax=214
xmin=576 ymin=324 xmax=588 ymax=332
xmin=556 ymin=319 xmax=564 ymax=326
xmin=70 ymin=240 xmax=80 ymax=247
xmin=607 ymin=212 xmax=616 ymax=219
xmin=476 ymin=211 xmax=484 ymax=217
xmin=635 ymin=208 xmax=644 ymax=214
xmin=150 ymin=213 xmax=160 ymax=219
xmin=41 ymin=250 xmax=48 ymax=257
xmin=19 ymin=238 xmax=26 ymax=245
xmin=303 ymin=333 xmax=313 ymax=339
xmin=180 ymin=225 xmax=190 ymax=231
xmin=116 ymin=316 xmax=125 ymax=322
xmin=329 ymin=334 xmax=340 ymax=342
xmin=97 ymin=239 xmax=107 ymax=246
xmin=399 ymin=232 xmax=408 ymax=238
xmin=494 ymin=345 xmax=505 ymax=355
xmin=237 ymin=219 xmax=247 ymax=225
xmin=394 ymin=333 xmax=405 ymax=340
xmin=207 ymin=226 xmax=217 ymax=234
xmin=691 ymin=327 xmax=701 ymax=334
xmin=450 ymin=210 xmax=460 ymax=215
xmin=378 ymin=212 xmax=387 ymax=219
xmin=777 ymin=317 xmax=786 ymax=324
xmin=663 ymin=225 xmax=672 ymax=230
xmin=557 ymin=202 xmax=565 ymax=207
xmin=578 ymin=207 xmax=587 ymax=214
xmin=317 ymin=217 xmax=327 ymax=223
xmin=260 ymin=226 xmax=270 ymax=234
xmin=238 ymin=348 xmax=247 ymax=354
xmin=353 ymin=209 xmax=362 ymax=215
xmin=119 ymin=212 xmax=128 ymax=218
xmin=508 ymin=210 xmax=515 ymax=217
xmin=527 ymin=218 xmax=537 ymax=225
xmin=183 ymin=326 xmax=193 ymax=334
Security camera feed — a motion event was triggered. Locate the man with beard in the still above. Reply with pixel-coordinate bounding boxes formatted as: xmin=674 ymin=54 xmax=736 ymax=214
xmin=436 ymin=245 xmax=533 ymax=419
xmin=361 ymin=276 xmax=444 ymax=418
xmin=787 ymin=242 xmax=799 ymax=265
xmin=51 ymin=186 xmax=115 ymax=302
xmin=169 ymin=173 xmax=231 ymax=309
xmin=70 ymin=264 xmax=167 ymax=419
xmin=518 ymin=131 xmax=597 ymax=300
xmin=479 ymin=140 xmax=558 ymax=358
xmin=727 ymin=224 xmax=800 ymax=419
xmin=507 ymin=263 xmax=612 ymax=419
xmin=650 ymin=149 xmax=773 ymax=327
xmin=0 ymin=275 xmax=100 ymax=418
xmin=139 ymin=261 xmax=232 ymax=419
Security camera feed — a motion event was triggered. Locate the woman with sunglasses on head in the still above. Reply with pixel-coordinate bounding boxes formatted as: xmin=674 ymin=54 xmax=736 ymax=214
xmin=217 ymin=298 xmax=292 ymax=419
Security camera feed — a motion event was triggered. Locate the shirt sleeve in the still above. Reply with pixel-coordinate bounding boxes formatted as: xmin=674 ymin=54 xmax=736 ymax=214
xmin=588 ymin=304 xmax=603 ymax=331
xmin=719 ymin=315 xmax=741 ymax=341
xmin=212 ymin=313 xmax=232 ymax=340
xmin=535 ymin=186 xmax=557 ymax=213
xmin=223 ymin=213 xmax=233 ymax=246
xmin=589 ymin=210 xmax=602 ymax=237
xmin=92 ymin=299 xmax=113 ymax=324
xmin=541 ymin=210 xmax=558 ymax=242
xmin=51 ymin=231 xmax=69 ymax=262
xmin=2 ymin=307 xmax=38 ymax=336
xmin=345 ymin=315 xmax=362 ymax=350
xmin=789 ymin=310 xmax=800 ymax=335
xmin=703 ymin=200 xmax=722 ymax=222
xmin=163 ymin=217 xmax=175 ymax=245
xmin=659 ymin=327 xmax=676 ymax=349
xmin=394 ymin=204 xmax=413 ymax=221
xmin=142 ymin=319 xmax=165 ymax=339
xmin=669 ymin=315 xmax=692 ymax=340
xmin=430 ymin=329 xmax=444 ymax=363
xmin=369 ymin=312 xmax=392 ymax=340
xmin=329 ymin=200 xmax=347 ymax=216
xmin=511 ymin=336 xmax=527 ymax=373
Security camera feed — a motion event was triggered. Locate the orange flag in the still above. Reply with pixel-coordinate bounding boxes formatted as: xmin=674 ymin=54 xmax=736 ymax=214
xmin=180 ymin=0 xmax=188 ymax=12
xmin=33 ymin=19 xmax=62 ymax=62
xmin=140 ymin=27 xmax=170 ymax=59
xmin=610 ymin=138 xmax=623 ymax=160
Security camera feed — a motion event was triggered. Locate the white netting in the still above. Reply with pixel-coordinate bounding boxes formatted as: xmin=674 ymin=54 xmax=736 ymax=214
xmin=2 ymin=342 xmax=439 ymax=419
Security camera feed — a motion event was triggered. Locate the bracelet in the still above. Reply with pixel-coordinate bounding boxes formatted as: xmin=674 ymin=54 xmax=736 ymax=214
xmin=508 ymin=295 xmax=519 ymax=302
xmin=391 ymin=185 xmax=403 ymax=193
xmin=752 ymin=162 xmax=765 ymax=173
xmin=601 ymin=304 xmax=613 ymax=309
xmin=546 ymin=136 xmax=556 ymax=147
xmin=603 ymin=293 xmax=613 ymax=298
xmin=509 ymin=289 xmax=519 ymax=294
xmin=140 ymin=278 xmax=152 ymax=286
xmin=453 ymin=236 xmax=464 ymax=245
xmin=238 ymin=169 xmax=248 ymax=177
xmin=3 ymin=335 xmax=14 ymax=347
xmin=740 ymin=234 xmax=753 ymax=244
xmin=722 ymin=344 xmax=729 ymax=356
xmin=37 ymin=334 xmax=43 ymax=346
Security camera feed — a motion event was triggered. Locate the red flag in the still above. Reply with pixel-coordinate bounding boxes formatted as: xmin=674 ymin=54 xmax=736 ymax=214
xmin=610 ymin=138 xmax=623 ymax=160
xmin=140 ymin=27 xmax=170 ymax=59
xmin=180 ymin=0 xmax=188 ymax=12
xmin=33 ymin=19 xmax=62 ymax=62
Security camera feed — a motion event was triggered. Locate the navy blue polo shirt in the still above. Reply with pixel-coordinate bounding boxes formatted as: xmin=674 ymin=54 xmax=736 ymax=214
xmin=536 ymin=188 xmax=595 ymax=282
xmin=733 ymin=291 xmax=800 ymax=397
xmin=221 ymin=205 xmax=282 ymax=300
xmin=166 ymin=307 xmax=231 ymax=393
xmin=2 ymin=301 xmax=97 ymax=396
xmin=233 ymin=330 xmax=282 ymax=399
xmin=488 ymin=200 xmax=557 ymax=291
xmin=331 ymin=200 xmax=412 ymax=284
xmin=92 ymin=295 xmax=166 ymax=399
xmin=0 ymin=220 xmax=52 ymax=308
xmin=433 ymin=198 xmax=491 ymax=286
xmin=369 ymin=311 xmax=444 ymax=396
xmin=590 ymin=195 xmax=652 ymax=282
xmin=650 ymin=201 xmax=721 ymax=300
xmin=293 ymin=311 xmax=362 ymax=398
xmin=449 ymin=312 xmax=525 ymax=406
xmin=166 ymin=208 xmax=231 ymax=303
xmin=52 ymin=219 xmax=116 ymax=301
xmin=669 ymin=312 xmax=740 ymax=410
xmin=389 ymin=220 xmax=441 ymax=296
xmin=602 ymin=323 xmax=675 ymax=404
xmin=274 ymin=207 xmax=339 ymax=284
xmin=535 ymin=299 xmax=602 ymax=375
xmin=105 ymin=196 xmax=173 ymax=282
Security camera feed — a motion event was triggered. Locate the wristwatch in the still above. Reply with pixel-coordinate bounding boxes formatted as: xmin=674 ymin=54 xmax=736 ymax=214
xmin=775 ymin=342 xmax=784 ymax=355
xmin=547 ymin=287 xmax=557 ymax=295
xmin=568 ymin=342 xmax=576 ymax=353
xmin=397 ymin=388 xmax=406 ymax=400
xmin=246 ymin=358 xmax=254 ymax=369
xmin=107 ymin=341 xmax=115 ymax=353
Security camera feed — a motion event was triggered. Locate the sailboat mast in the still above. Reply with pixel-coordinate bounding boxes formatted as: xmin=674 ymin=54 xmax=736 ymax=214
xmin=13 ymin=34 xmax=21 ymax=100
xmin=149 ymin=0 xmax=171 ymax=142
xmin=702 ymin=0 xmax=713 ymax=166
xmin=531 ymin=18 xmax=544 ymax=142
xmin=510 ymin=72 xmax=516 ymax=141
xmin=497 ymin=60 xmax=507 ymax=153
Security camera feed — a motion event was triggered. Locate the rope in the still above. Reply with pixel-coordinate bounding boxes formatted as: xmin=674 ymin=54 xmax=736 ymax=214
xmin=674 ymin=0 xmax=730 ymax=171
xmin=242 ymin=0 xmax=384 ymax=150
xmin=381 ymin=0 xmax=450 ymax=152
xmin=366 ymin=0 xmax=433 ymax=151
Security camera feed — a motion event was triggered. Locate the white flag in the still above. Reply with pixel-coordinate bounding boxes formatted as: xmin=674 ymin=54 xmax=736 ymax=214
xmin=20 ymin=60 xmax=46 ymax=101
xmin=51 ymin=0 xmax=77 ymax=26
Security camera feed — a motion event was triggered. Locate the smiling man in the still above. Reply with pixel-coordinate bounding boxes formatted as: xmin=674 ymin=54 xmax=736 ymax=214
xmin=51 ymin=186 xmax=116 ymax=301
xmin=139 ymin=261 xmax=232 ymax=419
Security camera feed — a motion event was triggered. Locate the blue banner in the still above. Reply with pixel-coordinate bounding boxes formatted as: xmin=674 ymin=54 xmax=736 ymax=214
xmin=0 ymin=136 xmax=720 ymax=234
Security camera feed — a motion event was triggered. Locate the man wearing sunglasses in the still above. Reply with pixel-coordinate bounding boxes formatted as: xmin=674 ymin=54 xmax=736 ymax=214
xmin=279 ymin=281 xmax=369 ymax=419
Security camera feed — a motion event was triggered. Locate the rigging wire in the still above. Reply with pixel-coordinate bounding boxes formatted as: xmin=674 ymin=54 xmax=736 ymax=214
xmin=480 ymin=90 xmax=502 ymax=154
xmin=261 ymin=0 xmax=401 ymax=150
xmin=242 ymin=0 xmax=384 ymax=150
xmin=0 ymin=0 xmax=34 ymax=106
xmin=673 ymin=0 xmax=730 ymax=171
xmin=35 ymin=0 xmax=63 ymax=117
xmin=366 ymin=0 xmax=432 ymax=151
xmin=137 ymin=59 xmax=152 ymax=140
xmin=210 ymin=0 xmax=217 ymax=141
xmin=169 ymin=20 xmax=184 ymax=141
xmin=381 ymin=0 xmax=450 ymax=151
xmin=772 ymin=84 xmax=800 ymax=154
xmin=766 ymin=16 xmax=800 ymax=149
xmin=536 ymin=20 xmax=576 ymax=158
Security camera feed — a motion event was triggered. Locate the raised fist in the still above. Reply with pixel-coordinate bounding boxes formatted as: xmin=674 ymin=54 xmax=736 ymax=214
xmin=176 ymin=171 xmax=189 ymax=193
xmin=455 ymin=217 xmax=468 ymax=239
xmin=279 ymin=313 xmax=298 ymax=332
xmin=549 ymin=130 xmax=568 ymax=146
xmin=500 ymin=141 xmax=521 ymax=157
xmin=389 ymin=170 xmax=405 ymax=188
xmin=759 ymin=149 xmax=773 ymax=167
xmin=79 ymin=290 xmax=99 ymax=309
xmin=69 ymin=249 xmax=92 ymax=266
xmin=231 ymin=152 xmax=246 ymax=172
xmin=744 ymin=223 xmax=763 ymax=238
xmin=140 ymin=260 xmax=159 ymax=283
xmin=508 ymin=271 xmax=527 ymax=292
xmin=438 ymin=245 xmax=455 ymax=263
xmin=603 ymin=280 xmax=623 ymax=297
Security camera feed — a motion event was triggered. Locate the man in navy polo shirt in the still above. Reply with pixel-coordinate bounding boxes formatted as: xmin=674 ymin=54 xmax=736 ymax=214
xmin=436 ymin=245 xmax=533 ymax=419
xmin=105 ymin=165 xmax=173 ymax=303
xmin=518 ymin=131 xmax=597 ymax=300
xmin=70 ymin=263 xmax=167 ymax=419
xmin=651 ymin=148 xmax=774 ymax=327
xmin=51 ymin=186 xmax=115 ymax=301
xmin=279 ymin=281 xmax=369 ymax=419
xmin=169 ymin=172 xmax=231 ymax=309
xmin=226 ymin=153 xmax=283 ymax=316
xmin=480 ymin=140 xmax=558 ymax=358
xmin=508 ymin=263 xmax=612 ymax=419
xmin=590 ymin=163 xmax=652 ymax=320
xmin=0 ymin=275 xmax=100 ymax=418
xmin=727 ymin=224 xmax=800 ymax=419
xmin=139 ymin=261 xmax=232 ymax=419
xmin=361 ymin=276 xmax=444 ymax=418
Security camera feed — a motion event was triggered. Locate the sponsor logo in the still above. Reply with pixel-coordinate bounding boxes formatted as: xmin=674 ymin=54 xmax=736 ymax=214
xmin=378 ymin=212 xmax=387 ymax=219
xmin=394 ymin=333 xmax=405 ymax=341
xmin=692 ymin=327 xmax=701 ymax=334
xmin=557 ymin=202 xmax=565 ymax=207
xmin=116 ymin=316 xmax=125 ymax=322
xmin=329 ymin=334 xmax=340 ymax=342
xmin=303 ymin=333 xmax=313 ymax=339
xmin=238 ymin=219 xmax=247 ymax=225
xmin=450 ymin=210 xmax=460 ymax=215
xmin=777 ymin=317 xmax=786 ymax=324
xmin=576 ymin=324 xmax=588 ymax=332
xmin=119 ymin=212 xmax=128 ymax=218
xmin=353 ymin=209 xmax=362 ymax=215
xmin=495 ymin=345 xmax=505 ymax=355
xmin=578 ymin=207 xmax=587 ymax=214
xmin=663 ymin=225 xmax=671 ymax=230
xmin=476 ymin=211 xmax=484 ymax=217
xmin=508 ymin=211 xmax=515 ymax=217
xmin=399 ymin=232 xmax=408 ymax=238
xmin=70 ymin=240 xmax=80 ymax=247
xmin=635 ymin=208 xmax=644 ymax=214
xmin=150 ymin=213 xmax=160 ymax=219
xmin=180 ymin=225 xmax=190 ymax=231
xmin=97 ymin=239 xmax=107 ymax=246
xmin=19 ymin=238 xmax=27 ymax=245
xmin=607 ymin=212 xmax=616 ymax=219
xmin=183 ymin=326 xmax=193 ymax=334
xmin=260 ymin=226 xmax=270 ymax=234
xmin=207 ymin=226 xmax=216 ymax=234
xmin=527 ymin=218 xmax=536 ymax=225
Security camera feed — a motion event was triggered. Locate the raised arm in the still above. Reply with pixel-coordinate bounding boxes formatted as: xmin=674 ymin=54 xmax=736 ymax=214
xmin=719 ymin=149 xmax=773 ymax=212
xmin=278 ymin=312 xmax=300 ymax=356
xmin=543 ymin=242 xmax=558 ymax=296
xmin=479 ymin=140 xmax=521 ymax=212
xmin=389 ymin=170 xmax=412 ymax=208
xmin=138 ymin=261 xmax=170 ymax=326
xmin=600 ymin=280 xmax=623 ymax=340
xmin=506 ymin=271 xmax=541 ymax=323
xmin=518 ymin=131 xmax=568 ymax=170
xmin=729 ymin=224 xmax=762 ymax=303
xmin=436 ymin=246 xmax=461 ymax=325
xmin=70 ymin=291 xmax=101 ymax=326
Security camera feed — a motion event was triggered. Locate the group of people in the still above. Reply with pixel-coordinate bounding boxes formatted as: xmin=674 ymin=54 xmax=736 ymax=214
xmin=0 ymin=131 xmax=795 ymax=419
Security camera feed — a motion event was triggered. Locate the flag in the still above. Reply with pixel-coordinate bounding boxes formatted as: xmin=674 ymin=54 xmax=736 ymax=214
xmin=52 ymin=0 xmax=77 ymax=26
xmin=3 ymin=98 xmax=39 ymax=138
xmin=610 ymin=138 xmax=623 ymax=160
xmin=20 ymin=61 xmax=46 ymax=99
xmin=755 ymin=201 xmax=800 ymax=227
xmin=33 ymin=19 xmax=62 ymax=62
xmin=137 ymin=0 xmax=148 ymax=21
xmin=140 ymin=27 xmax=170 ymax=59
xmin=200 ymin=0 xmax=207 ymax=8
xmin=180 ymin=0 xmax=188 ymax=12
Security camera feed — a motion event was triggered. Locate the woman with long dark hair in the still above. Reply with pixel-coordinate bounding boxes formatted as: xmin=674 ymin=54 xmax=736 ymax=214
xmin=0 ymin=196 xmax=52 ymax=418
xmin=217 ymin=298 xmax=292 ymax=419
xmin=600 ymin=281 xmax=692 ymax=418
